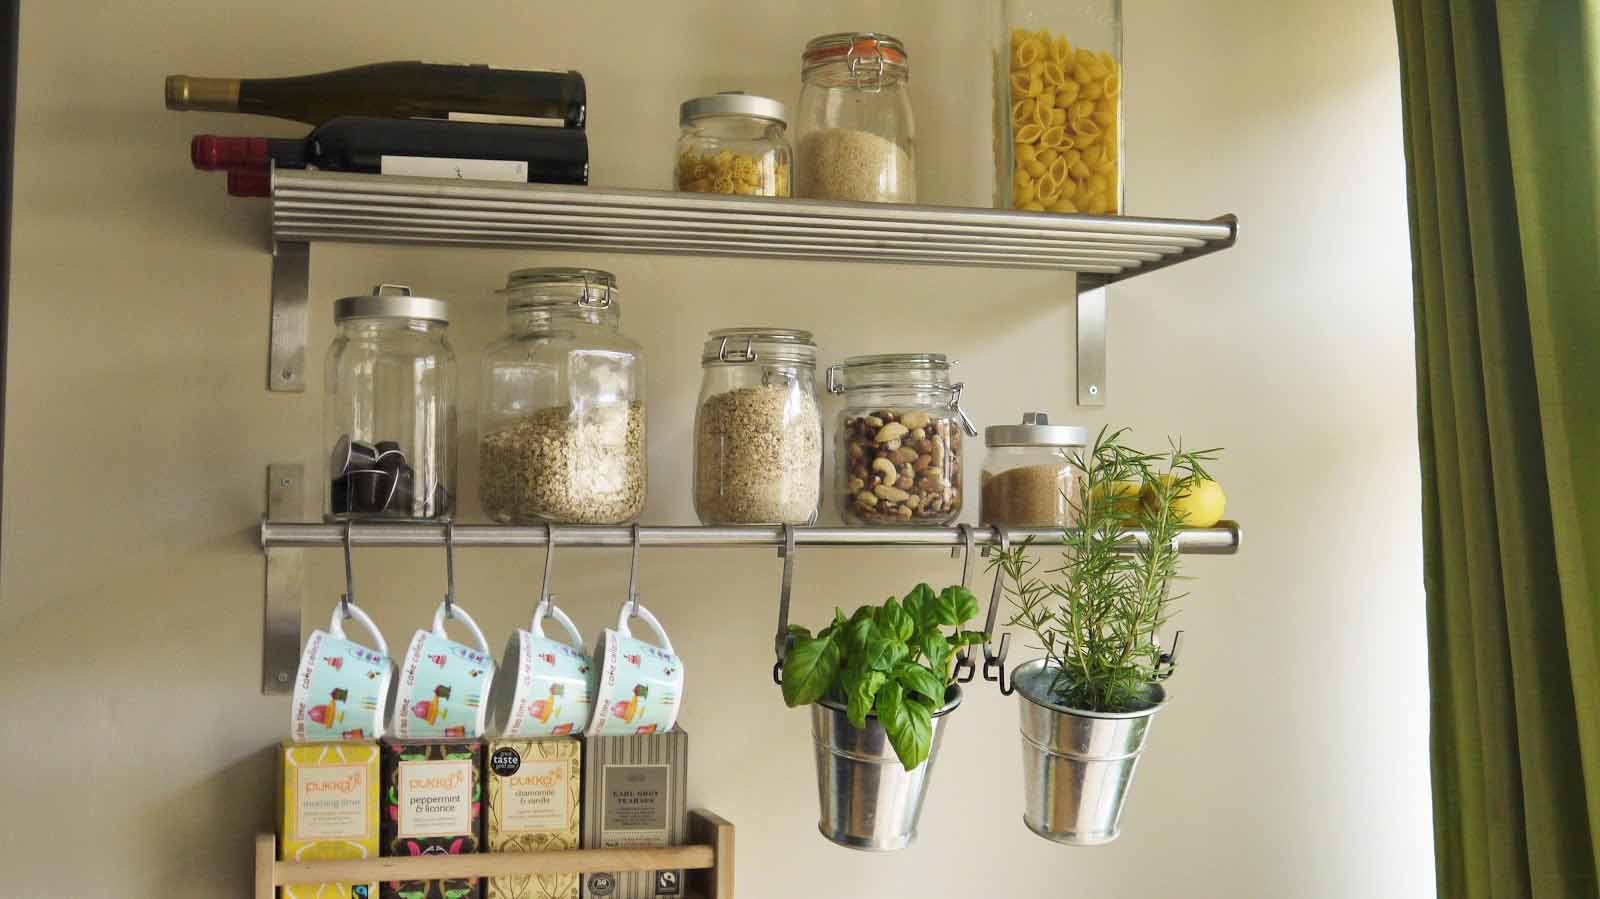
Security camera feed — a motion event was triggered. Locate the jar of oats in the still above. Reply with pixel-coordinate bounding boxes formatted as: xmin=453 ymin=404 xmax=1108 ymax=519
xmin=478 ymin=268 xmax=646 ymax=524
xmin=693 ymin=328 xmax=822 ymax=525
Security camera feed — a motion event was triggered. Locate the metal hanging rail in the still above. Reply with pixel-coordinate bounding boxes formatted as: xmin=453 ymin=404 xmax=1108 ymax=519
xmin=262 ymin=170 xmax=1238 ymax=405
xmin=260 ymin=521 xmax=1242 ymax=553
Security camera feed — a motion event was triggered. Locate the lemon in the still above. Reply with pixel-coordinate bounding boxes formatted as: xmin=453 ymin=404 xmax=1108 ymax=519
xmin=1141 ymin=475 xmax=1226 ymax=528
xmin=1089 ymin=480 xmax=1143 ymax=522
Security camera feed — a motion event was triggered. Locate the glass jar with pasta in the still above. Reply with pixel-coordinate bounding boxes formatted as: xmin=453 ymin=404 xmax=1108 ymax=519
xmin=676 ymin=91 xmax=793 ymax=197
xmin=993 ymin=2 xmax=1122 ymax=214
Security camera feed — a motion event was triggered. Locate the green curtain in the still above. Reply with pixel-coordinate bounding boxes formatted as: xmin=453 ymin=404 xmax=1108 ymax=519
xmin=1394 ymin=1 xmax=1600 ymax=895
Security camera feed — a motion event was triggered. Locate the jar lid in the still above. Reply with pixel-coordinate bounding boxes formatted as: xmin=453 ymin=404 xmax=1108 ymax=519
xmin=985 ymin=412 xmax=1088 ymax=448
xmin=680 ymin=91 xmax=788 ymax=128
xmin=827 ymin=352 xmax=978 ymax=435
xmin=701 ymin=327 xmax=816 ymax=366
xmin=334 ymin=283 xmax=449 ymax=324
xmin=502 ymin=267 xmax=618 ymax=310
xmin=802 ymin=32 xmax=908 ymax=69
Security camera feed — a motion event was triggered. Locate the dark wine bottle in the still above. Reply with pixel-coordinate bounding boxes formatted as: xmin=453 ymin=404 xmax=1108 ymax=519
xmin=192 ymin=117 xmax=589 ymax=185
xmin=166 ymin=61 xmax=586 ymax=128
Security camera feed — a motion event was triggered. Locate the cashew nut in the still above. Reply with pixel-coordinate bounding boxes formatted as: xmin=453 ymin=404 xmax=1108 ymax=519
xmin=871 ymin=457 xmax=898 ymax=483
xmin=874 ymin=483 xmax=910 ymax=502
xmin=875 ymin=421 xmax=909 ymax=444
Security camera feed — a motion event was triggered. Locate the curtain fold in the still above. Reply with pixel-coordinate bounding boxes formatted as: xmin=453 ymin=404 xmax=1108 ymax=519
xmin=1394 ymin=1 xmax=1600 ymax=896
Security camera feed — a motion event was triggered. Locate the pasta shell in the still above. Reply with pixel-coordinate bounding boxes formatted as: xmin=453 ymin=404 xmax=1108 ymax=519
xmin=1015 ymin=123 xmax=1044 ymax=143
xmin=1050 ymin=107 xmax=1067 ymax=126
xmin=1042 ymin=62 xmax=1067 ymax=87
xmin=1041 ymin=125 xmax=1067 ymax=148
xmin=1103 ymin=72 xmax=1120 ymax=98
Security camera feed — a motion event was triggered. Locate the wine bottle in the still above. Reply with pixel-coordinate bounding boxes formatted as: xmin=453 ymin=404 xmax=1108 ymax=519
xmin=166 ymin=61 xmax=586 ymax=129
xmin=192 ymin=116 xmax=589 ymax=185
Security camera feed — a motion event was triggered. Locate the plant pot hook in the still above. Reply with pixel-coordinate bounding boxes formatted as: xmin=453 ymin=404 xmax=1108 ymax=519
xmin=952 ymin=524 xmax=978 ymax=683
xmin=1153 ymin=630 xmax=1184 ymax=681
xmin=772 ymin=524 xmax=797 ymax=686
xmin=981 ymin=525 xmax=1015 ymax=696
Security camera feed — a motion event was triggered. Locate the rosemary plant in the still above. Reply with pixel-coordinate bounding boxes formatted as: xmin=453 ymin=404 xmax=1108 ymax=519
xmin=995 ymin=427 xmax=1219 ymax=713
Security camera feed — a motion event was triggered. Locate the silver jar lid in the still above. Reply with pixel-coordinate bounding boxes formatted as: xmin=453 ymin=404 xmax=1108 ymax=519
xmin=680 ymin=91 xmax=788 ymax=128
xmin=701 ymin=327 xmax=816 ymax=366
xmin=334 ymin=283 xmax=449 ymax=324
xmin=985 ymin=412 xmax=1088 ymax=448
xmin=502 ymin=267 xmax=618 ymax=310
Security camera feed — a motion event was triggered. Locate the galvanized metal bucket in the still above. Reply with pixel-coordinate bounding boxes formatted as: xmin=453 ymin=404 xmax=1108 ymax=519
xmin=1014 ymin=659 xmax=1166 ymax=846
xmin=811 ymin=685 xmax=962 ymax=851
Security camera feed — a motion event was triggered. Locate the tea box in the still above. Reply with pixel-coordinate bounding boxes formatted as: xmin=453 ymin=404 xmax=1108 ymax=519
xmin=580 ymin=730 xmax=688 ymax=899
xmin=380 ymin=740 xmax=483 ymax=899
xmin=485 ymin=737 xmax=582 ymax=899
xmin=278 ymin=741 xmax=381 ymax=899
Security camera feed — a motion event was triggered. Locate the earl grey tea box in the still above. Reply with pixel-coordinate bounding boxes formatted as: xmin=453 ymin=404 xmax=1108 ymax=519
xmin=580 ymin=730 xmax=688 ymax=899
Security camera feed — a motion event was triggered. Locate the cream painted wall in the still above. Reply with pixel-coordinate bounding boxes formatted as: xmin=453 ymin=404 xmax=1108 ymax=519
xmin=1 ymin=0 xmax=1434 ymax=895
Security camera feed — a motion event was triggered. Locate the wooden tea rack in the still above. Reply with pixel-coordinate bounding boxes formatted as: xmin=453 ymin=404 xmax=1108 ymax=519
xmin=255 ymin=808 xmax=734 ymax=898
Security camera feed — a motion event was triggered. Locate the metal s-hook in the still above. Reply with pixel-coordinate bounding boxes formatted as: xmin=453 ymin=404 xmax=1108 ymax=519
xmin=982 ymin=525 xmax=1015 ymax=695
xmin=442 ymin=521 xmax=457 ymax=620
xmin=772 ymin=524 xmax=797 ymax=685
xmin=340 ymin=520 xmax=356 ymax=617
xmin=624 ymin=523 xmax=642 ymax=619
xmin=1154 ymin=630 xmax=1185 ymax=681
xmin=537 ymin=523 xmax=556 ymax=615
xmin=952 ymin=524 xmax=978 ymax=683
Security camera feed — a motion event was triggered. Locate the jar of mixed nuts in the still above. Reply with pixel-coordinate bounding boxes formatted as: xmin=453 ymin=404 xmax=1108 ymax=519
xmin=477 ymin=268 xmax=646 ymax=524
xmin=693 ymin=328 xmax=822 ymax=525
xmin=828 ymin=353 xmax=977 ymax=525
xmin=676 ymin=91 xmax=793 ymax=196
xmin=980 ymin=412 xmax=1088 ymax=527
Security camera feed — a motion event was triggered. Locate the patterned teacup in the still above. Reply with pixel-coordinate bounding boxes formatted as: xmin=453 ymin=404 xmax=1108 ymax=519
xmin=489 ymin=599 xmax=595 ymax=738
xmin=392 ymin=601 xmax=496 ymax=739
xmin=290 ymin=602 xmax=394 ymax=742
xmin=586 ymin=600 xmax=684 ymax=737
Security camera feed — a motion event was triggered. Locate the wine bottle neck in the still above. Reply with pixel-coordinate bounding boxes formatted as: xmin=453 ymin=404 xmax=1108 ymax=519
xmin=165 ymin=75 xmax=241 ymax=111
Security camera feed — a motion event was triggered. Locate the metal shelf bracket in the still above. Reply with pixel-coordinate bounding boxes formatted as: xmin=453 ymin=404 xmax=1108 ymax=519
xmin=1076 ymin=283 xmax=1107 ymax=406
xmin=263 ymin=464 xmax=304 ymax=694
xmin=269 ymin=241 xmax=309 ymax=393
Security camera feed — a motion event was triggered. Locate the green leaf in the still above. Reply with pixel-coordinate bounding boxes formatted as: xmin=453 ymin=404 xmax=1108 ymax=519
xmin=919 ymin=630 xmax=952 ymax=676
xmin=936 ymin=585 xmax=981 ymax=627
xmin=843 ymin=616 xmax=875 ymax=659
xmin=948 ymin=630 xmax=987 ymax=647
xmin=879 ymin=598 xmax=914 ymax=643
xmin=864 ymin=631 xmax=908 ymax=671
xmin=846 ymin=668 xmax=887 ymax=728
xmin=850 ymin=605 xmax=877 ymax=625
xmin=781 ymin=633 xmax=840 ymax=708
xmin=902 ymin=583 xmax=938 ymax=628
xmin=894 ymin=661 xmax=946 ymax=704
xmin=877 ymin=682 xmax=934 ymax=770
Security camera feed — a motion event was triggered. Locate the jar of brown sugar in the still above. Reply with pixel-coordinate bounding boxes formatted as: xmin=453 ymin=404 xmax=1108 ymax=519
xmin=980 ymin=412 xmax=1088 ymax=528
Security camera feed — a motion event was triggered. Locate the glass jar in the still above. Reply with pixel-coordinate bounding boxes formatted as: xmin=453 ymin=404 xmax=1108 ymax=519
xmin=980 ymin=412 xmax=1088 ymax=527
xmin=324 ymin=284 xmax=457 ymax=521
xmin=993 ymin=1 xmax=1123 ymax=213
xmin=676 ymin=91 xmax=793 ymax=197
xmin=693 ymin=329 xmax=823 ymax=525
xmin=477 ymin=268 xmax=646 ymax=524
xmin=794 ymin=32 xmax=916 ymax=203
xmin=828 ymin=354 xmax=978 ymax=526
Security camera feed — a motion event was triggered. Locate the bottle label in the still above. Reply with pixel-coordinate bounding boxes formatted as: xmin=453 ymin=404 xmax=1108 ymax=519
xmin=445 ymin=111 xmax=567 ymax=126
xmin=380 ymin=155 xmax=528 ymax=182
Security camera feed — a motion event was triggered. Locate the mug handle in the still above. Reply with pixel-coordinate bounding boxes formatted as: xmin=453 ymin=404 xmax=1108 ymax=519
xmin=431 ymin=601 xmax=491 ymax=656
xmin=329 ymin=602 xmax=389 ymax=659
xmin=617 ymin=602 xmax=675 ymax=656
xmin=532 ymin=601 xmax=585 ymax=651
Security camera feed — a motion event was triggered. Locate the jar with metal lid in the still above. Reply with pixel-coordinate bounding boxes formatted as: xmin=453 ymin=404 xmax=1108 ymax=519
xmin=980 ymin=412 xmax=1089 ymax=527
xmin=794 ymin=32 xmax=916 ymax=203
xmin=694 ymin=328 xmax=823 ymax=525
xmin=478 ymin=267 xmax=646 ymax=525
xmin=324 ymin=284 xmax=457 ymax=521
xmin=828 ymin=353 xmax=977 ymax=525
xmin=676 ymin=91 xmax=793 ymax=197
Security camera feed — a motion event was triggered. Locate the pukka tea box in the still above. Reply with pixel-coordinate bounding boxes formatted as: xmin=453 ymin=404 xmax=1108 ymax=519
xmin=380 ymin=740 xmax=483 ymax=899
xmin=485 ymin=738 xmax=582 ymax=899
xmin=580 ymin=730 xmax=688 ymax=899
xmin=277 ymin=741 xmax=380 ymax=899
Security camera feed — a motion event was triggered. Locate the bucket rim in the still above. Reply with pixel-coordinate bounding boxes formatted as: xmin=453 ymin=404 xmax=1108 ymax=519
xmin=1013 ymin=658 xmax=1167 ymax=719
xmin=817 ymin=682 xmax=963 ymax=718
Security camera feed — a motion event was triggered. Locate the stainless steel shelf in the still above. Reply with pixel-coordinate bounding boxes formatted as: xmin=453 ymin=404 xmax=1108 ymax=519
xmin=260 ymin=521 xmax=1242 ymax=554
xmin=271 ymin=170 xmax=1235 ymax=278
xmin=261 ymin=170 xmax=1238 ymax=404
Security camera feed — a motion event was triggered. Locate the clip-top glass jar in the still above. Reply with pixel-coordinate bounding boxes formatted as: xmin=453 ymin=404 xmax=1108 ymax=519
xmin=676 ymin=91 xmax=793 ymax=196
xmin=828 ymin=354 xmax=978 ymax=525
xmin=325 ymin=284 xmax=457 ymax=521
xmin=694 ymin=328 xmax=823 ymax=525
xmin=980 ymin=412 xmax=1089 ymax=527
xmin=478 ymin=268 xmax=646 ymax=524
xmin=794 ymin=32 xmax=916 ymax=203
xmin=994 ymin=1 xmax=1123 ymax=213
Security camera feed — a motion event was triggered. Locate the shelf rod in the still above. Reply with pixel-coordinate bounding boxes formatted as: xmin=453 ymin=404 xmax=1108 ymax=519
xmin=259 ymin=521 xmax=1242 ymax=555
